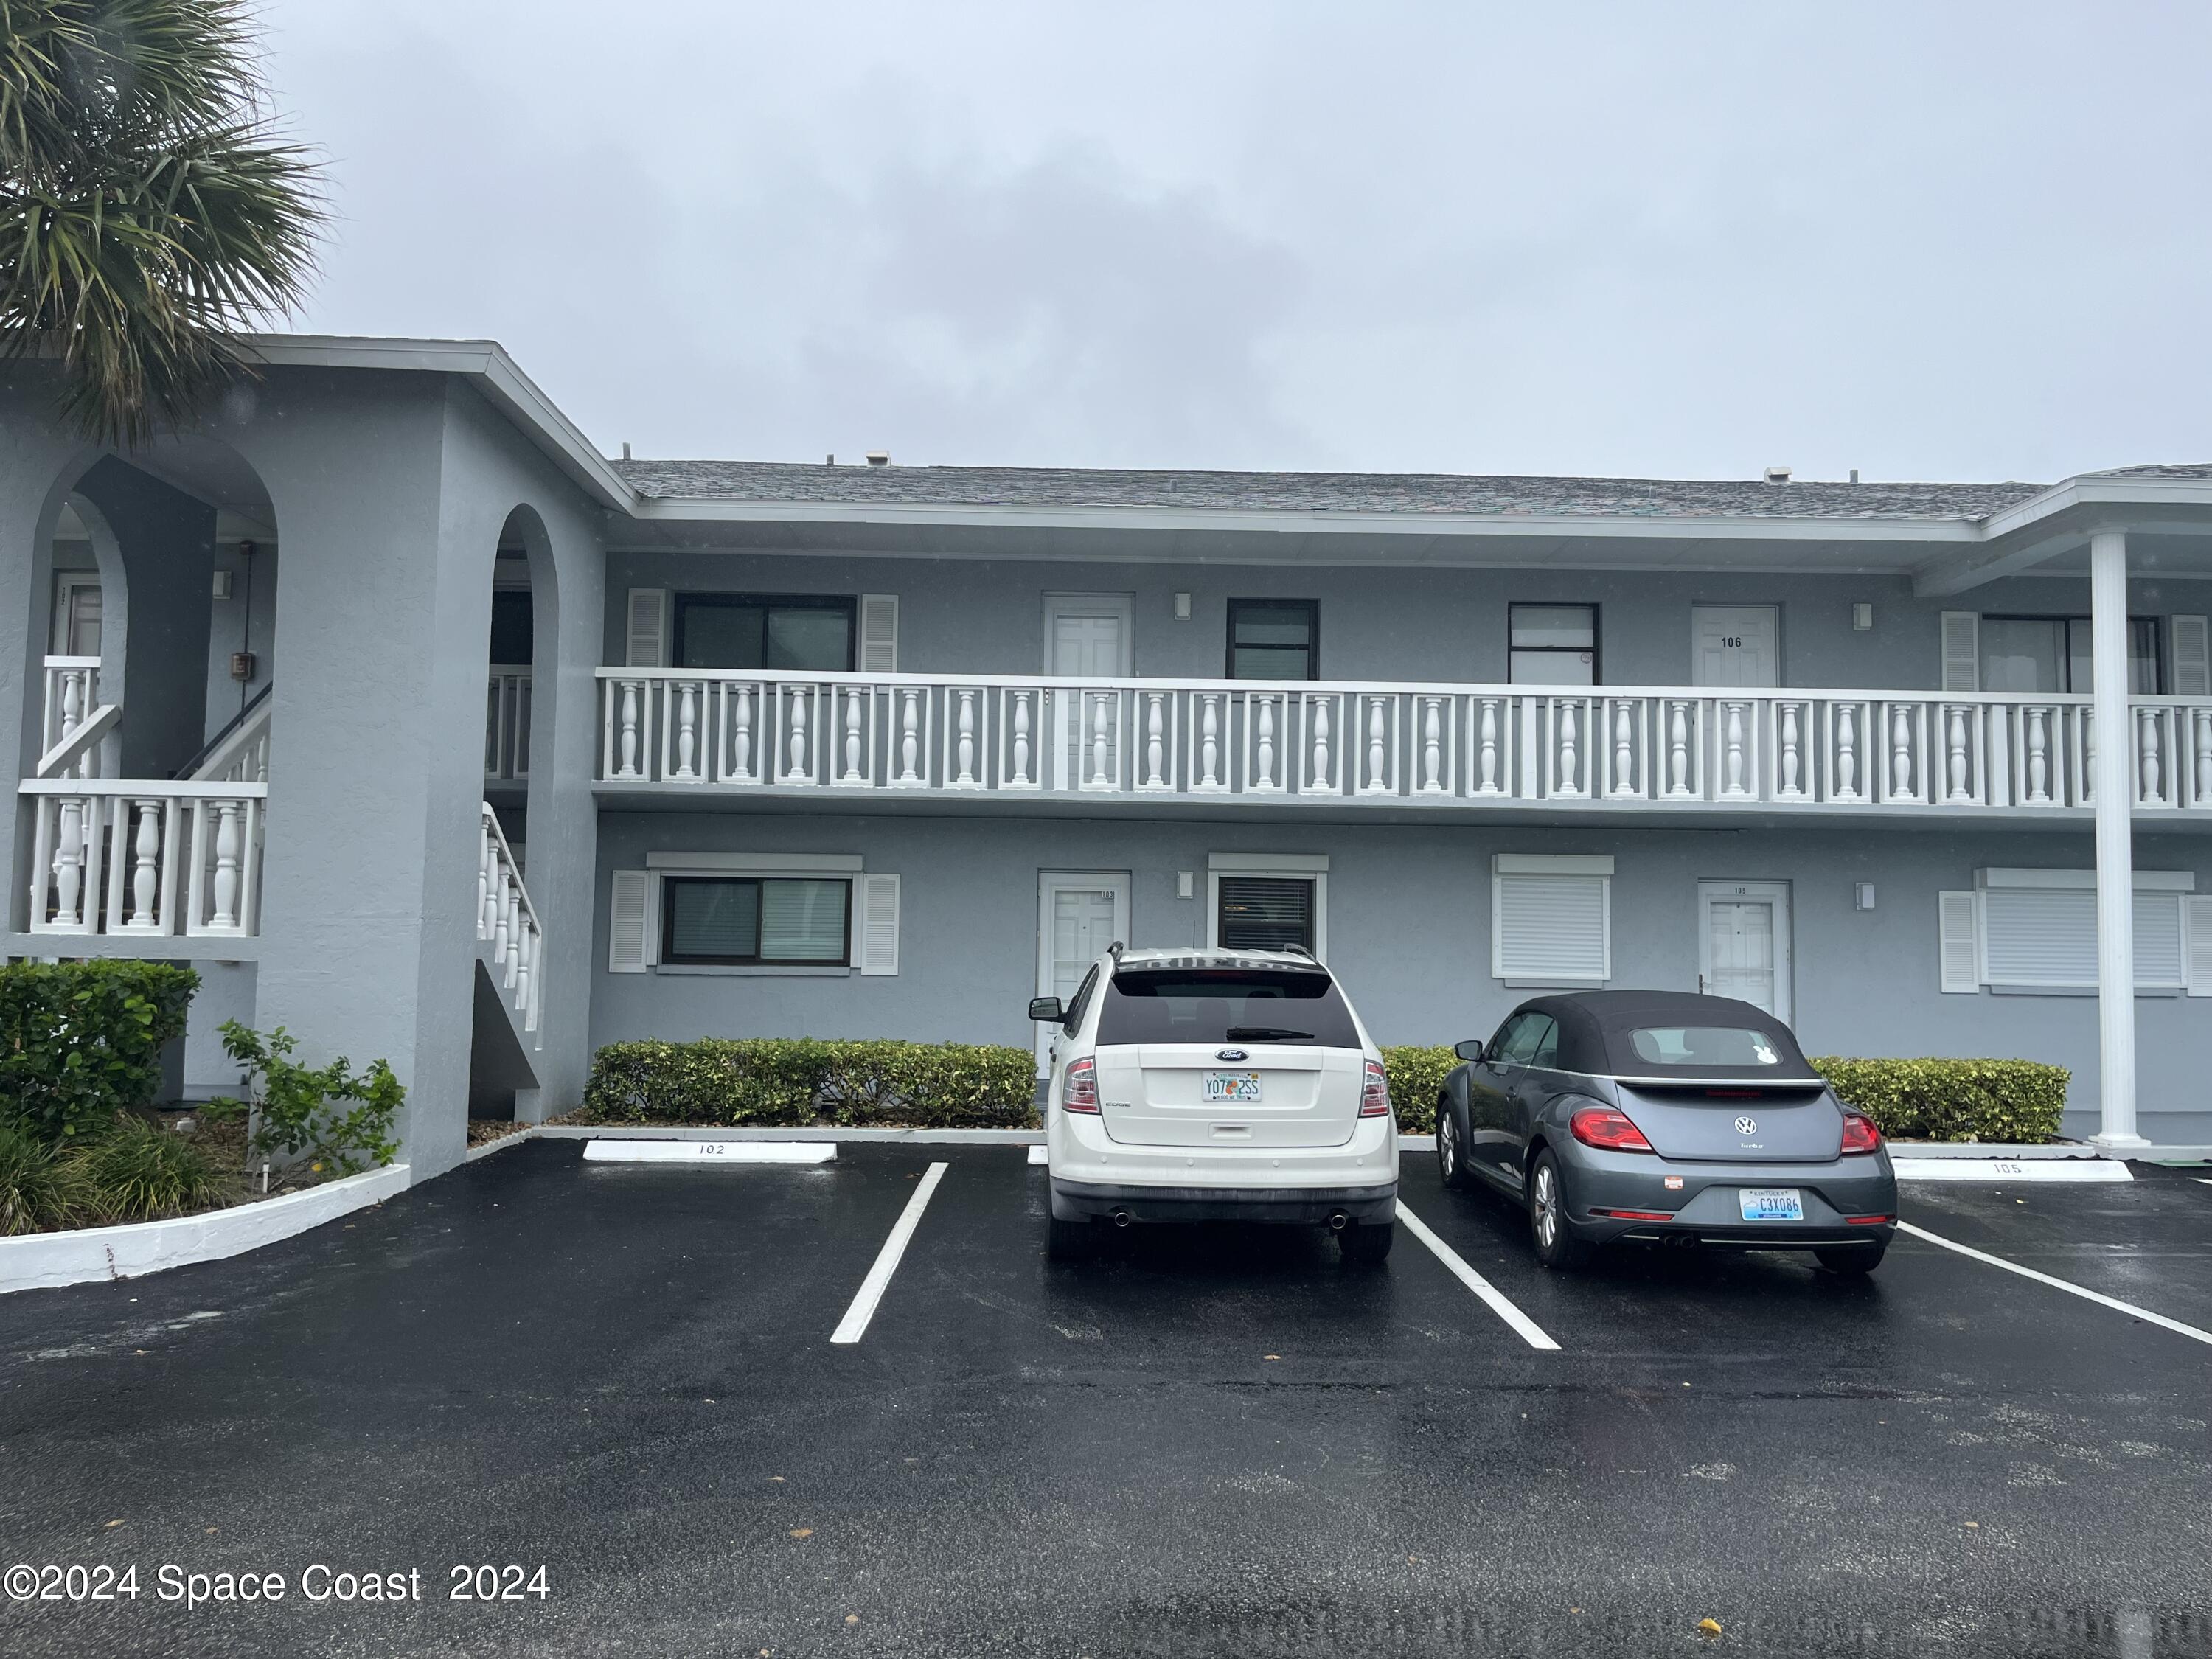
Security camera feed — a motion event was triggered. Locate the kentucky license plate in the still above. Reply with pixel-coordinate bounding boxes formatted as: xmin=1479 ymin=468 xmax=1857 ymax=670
xmin=1738 ymin=1187 xmax=1804 ymax=1222
xmin=1203 ymin=1071 xmax=1262 ymax=1103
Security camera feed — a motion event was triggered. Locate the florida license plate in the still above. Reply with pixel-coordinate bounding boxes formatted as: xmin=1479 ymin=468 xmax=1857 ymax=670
xmin=1739 ymin=1187 xmax=1804 ymax=1222
xmin=1203 ymin=1071 xmax=1262 ymax=1103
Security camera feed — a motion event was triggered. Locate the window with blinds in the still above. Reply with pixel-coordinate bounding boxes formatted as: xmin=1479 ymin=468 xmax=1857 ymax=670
xmin=1492 ymin=854 xmax=1612 ymax=984
xmin=661 ymin=876 xmax=850 ymax=965
xmin=1942 ymin=869 xmax=2198 ymax=992
xmin=1217 ymin=877 xmax=1315 ymax=952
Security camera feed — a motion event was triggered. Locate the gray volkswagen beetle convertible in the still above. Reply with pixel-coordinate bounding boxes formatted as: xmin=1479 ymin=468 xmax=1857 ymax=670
xmin=1434 ymin=990 xmax=1898 ymax=1273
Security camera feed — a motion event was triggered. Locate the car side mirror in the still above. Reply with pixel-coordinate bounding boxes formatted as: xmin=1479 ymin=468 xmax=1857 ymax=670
xmin=1454 ymin=1039 xmax=1487 ymax=1063
xmin=1028 ymin=996 xmax=1065 ymax=1023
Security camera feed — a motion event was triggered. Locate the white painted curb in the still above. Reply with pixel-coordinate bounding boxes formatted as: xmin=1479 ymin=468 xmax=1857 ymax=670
xmin=1893 ymin=1157 xmax=2133 ymax=1183
xmin=582 ymin=1140 xmax=835 ymax=1164
xmin=0 ymin=1164 xmax=411 ymax=1295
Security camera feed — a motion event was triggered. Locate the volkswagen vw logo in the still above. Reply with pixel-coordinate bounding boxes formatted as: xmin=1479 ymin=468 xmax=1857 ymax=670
xmin=1216 ymin=1048 xmax=1248 ymax=1062
xmin=1734 ymin=1115 xmax=1759 ymax=1136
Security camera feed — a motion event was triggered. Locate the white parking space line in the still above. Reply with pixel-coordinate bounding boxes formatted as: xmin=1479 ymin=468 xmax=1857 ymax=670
xmin=582 ymin=1140 xmax=835 ymax=1164
xmin=830 ymin=1162 xmax=948 ymax=1346
xmin=1898 ymin=1221 xmax=2212 ymax=1350
xmin=1397 ymin=1204 xmax=1560 ymax=1352
xmin=1026 ymin=1144 xmax=1048 ymax=1166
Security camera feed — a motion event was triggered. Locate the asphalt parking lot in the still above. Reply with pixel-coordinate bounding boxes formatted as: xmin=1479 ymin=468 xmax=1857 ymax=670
xmin=3 ymin=1141 xmax=2209 ymax=1659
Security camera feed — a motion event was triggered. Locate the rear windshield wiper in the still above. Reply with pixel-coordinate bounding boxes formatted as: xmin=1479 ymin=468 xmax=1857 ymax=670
xmin=1225 ymin=1026 xmax=1315 ymax=1041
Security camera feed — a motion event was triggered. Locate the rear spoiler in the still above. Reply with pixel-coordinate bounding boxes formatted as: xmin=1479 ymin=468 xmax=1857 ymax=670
xmin=1615 ymin=1077 xmax=1832 ymax=1098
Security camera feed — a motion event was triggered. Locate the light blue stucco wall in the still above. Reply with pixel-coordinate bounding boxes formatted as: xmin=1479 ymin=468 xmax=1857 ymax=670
xmin=589 ymin=809 xmax=2212 ymax=1144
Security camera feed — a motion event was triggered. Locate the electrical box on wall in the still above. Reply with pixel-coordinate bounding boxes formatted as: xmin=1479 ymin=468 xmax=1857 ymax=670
xmin=229 ymin=651 xmax=257 ymax=683
xmin=1854 ymin=881 xmax=1877 ymax=911
xmin=1175 ymin=870 xmax=1195 ymax=899
xmin=212 ymin=570 xmax=234 ymax=599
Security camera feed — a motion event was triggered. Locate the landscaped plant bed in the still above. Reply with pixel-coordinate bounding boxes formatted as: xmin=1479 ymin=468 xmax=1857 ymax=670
xmin=582 ymin=1039 xmax=1043 ymax=1129
xmin=158 ymin=1109 xmax=343 ymax=1200
xmin=467 ymin=1119 xmax=535 ymax=1148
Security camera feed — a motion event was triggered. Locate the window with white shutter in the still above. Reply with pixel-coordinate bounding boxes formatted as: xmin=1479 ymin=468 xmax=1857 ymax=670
xmin=859 ymin=872 xmax=901 ymax=975
xmin=1938 ymin=891 xmax=1980 ymax=992
xmin=2186 ymin=894 xmax=2212 ymax=997
xmin=1963 ymin=869 xmax=2193 ymax=992
xmin=1492 ymin=854 xmax=1612 ymax=984
xmin=625 ymin=589 xmax=667 ymax=667
xmin=608 ymin=869 xmax=653 ymax=972
xmin=2171 ymin=616 xmax=2211 ymax=698
xmin=1940 ymin=611 xmax=1980 ymax=693
xmin=859 ymin=594 xmax=899 ymax=672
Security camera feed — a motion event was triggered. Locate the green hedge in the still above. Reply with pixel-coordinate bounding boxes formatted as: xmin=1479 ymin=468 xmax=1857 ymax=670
xmin=1381 ymin=1046 xmax=1455 ymax=1135
xmin=583 ymin=1039 xmax=1040 ymax=1129
xmin=0 ymin=961 xmax=199 ymax=1144
xmin=1809 ymin=1057 xmax=2069 ymax=1144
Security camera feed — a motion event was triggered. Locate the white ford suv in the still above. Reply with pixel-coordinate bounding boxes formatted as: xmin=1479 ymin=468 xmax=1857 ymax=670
xmin=1029 ymin=945 xmax=1399 ymax=1262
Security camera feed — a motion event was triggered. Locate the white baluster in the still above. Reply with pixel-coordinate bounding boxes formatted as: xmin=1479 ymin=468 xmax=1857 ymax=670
xmin=1478 ymin=699 xmax=1499 ymax=793
xmin=1613 ymin=702 xmax=1633 ymax=795
xmin=900 ymin=689 xmax=921 ymax=782
xmin=785 ymin=691 xmax=810 ymax=782
xmin=130 ymin=800 xmax=161 ymax=928
xmin=512 ymin=922 xmax=532 ymax=1010
xmin=1668 ymin=701 xmax=1689 ymax=796
xmin=674 ymin=681 xmax=698 ymax=777
xmin=1947 ymin=706 xmax=1971 ymax=801
xmin=479 ymin=827 xmax=499 ymax=939
xmin=210 ymin=803 xmax=243 ymax=929
xmin=490 ymin=866 xmax=510 ymax=967
xmin=1365 ymin=698 xmax=1387 ymax=792
xmin=1421 ymin=698 xmax=1443 ymax=793
xmin=1091 ymin=693 xmax=1112 ymax=786
xmin=2138 ymin=706 xmax=2162 ymax=804
xmin=52 ymin=798 xmax=86 ymax=927
xmin=1557 ymin=701 xmax=1579 ymax=794
xmin=1198 ymin=695 xmax=1220 ymax=787
xmin=1836 ymin=704 xmax=1858 ymax=798
xmin=1011 ymin=692 xmax=1032 ymax=785
xmin=731 ymin=686 xmax=754 ymax=781
xmin=957 ymin=689 xmax=978 ymax=784
xmin=844 ymin=689 xmax=865 ymax=782
xmin=2194 ymin=709 xmax=2212 ymax=807
xmin=617 ymin=681 xmax=640 ymax=777
xmin=1139 ymin=692 xmax=1162 ymax=787
xmin=1778 ymin=704 xmax=1801 ymax=796
xmin=2026 ymin=706 xmax=2050 ymax=802
xmin=1890 ymin=706 xmax=1912 ymax=799
xmin=1722 ymin=703 xmax=1746 ymax=795
xmin=1311 ymin=698 xmax=1332 ymax=790
xmin=2082 ymin=714 xmax=2096 ymax=805
xmin=58 ymin=667 xmax=83 ymax=746
xmin=503 ymin=883 xmax=521 ymax=987
xmin=1256 ymin=697 xmax=1277 ymax=790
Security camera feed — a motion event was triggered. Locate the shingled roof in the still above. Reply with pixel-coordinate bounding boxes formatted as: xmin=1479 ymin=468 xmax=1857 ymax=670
xmin=612 ymin=459 xmax=2051 ymax=521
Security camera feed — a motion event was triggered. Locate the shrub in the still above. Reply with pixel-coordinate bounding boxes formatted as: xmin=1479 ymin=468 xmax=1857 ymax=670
xmin=1809 ymin=1057 xmax=2070 ymax=1144
xmin=583 ymin=1038 xmax=1040 ymax=1129
xmin=1381 ymin=1046 xmax=1457 ymax=1135
xmin=74 ymin=1115 xmax=223 ymax=1222
xmin=0 ymin=961 xmax=199 ymax=1144
xmin=0 ymin=1119 xmax=97 ymax=1234
xmin=206 ymin=1023 xmax=404 ymax=1175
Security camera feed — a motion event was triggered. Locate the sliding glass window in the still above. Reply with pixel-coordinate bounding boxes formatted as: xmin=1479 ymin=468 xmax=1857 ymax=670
xmin=673 ymin=595 xmax=855 ymax=672
xmin=660 ymin=877 xmax=850 ymax=966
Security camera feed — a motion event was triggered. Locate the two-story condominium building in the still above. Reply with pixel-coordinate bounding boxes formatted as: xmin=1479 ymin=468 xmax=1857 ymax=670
xmin=5 ymin=338 xmax=2210 ymax=1176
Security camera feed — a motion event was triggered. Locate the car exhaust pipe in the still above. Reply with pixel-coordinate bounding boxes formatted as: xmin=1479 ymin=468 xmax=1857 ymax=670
xmin=1110 ymin=1208 xmax=1133 ymax=1228
xmin=1326 ymin=1211 xmax=1349 ymax=1232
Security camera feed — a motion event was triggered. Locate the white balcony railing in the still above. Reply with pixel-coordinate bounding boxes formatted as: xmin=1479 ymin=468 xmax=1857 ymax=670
xmin=486 ymin=666 xmax=532 ymax=783
xmin=40 ymin=655 xmax=113 ymax=779
xmin=594 ymin=669 xmax=2212 ymax=813
xmin=21 ymin=779 xmax=266 ymax=938
xmin=479 ymin=804 xmax=541 ymax=1037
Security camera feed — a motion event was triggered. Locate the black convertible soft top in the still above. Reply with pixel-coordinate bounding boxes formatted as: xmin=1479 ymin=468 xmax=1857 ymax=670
xmin=1508 ymin=990 xmax=1823 ymax=1082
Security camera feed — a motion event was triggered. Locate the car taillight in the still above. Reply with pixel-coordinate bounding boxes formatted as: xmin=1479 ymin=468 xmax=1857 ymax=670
xmin=1062 ymin=1057 xmax=1099 ymax=1113
xmin=1568 ymin=1105 xmax=1653 ymax=1152
xmin=1840 ymin=1111 xmax=1882 ymax=1155
xmin=1359 ymin=1060 xmax=1391 ymax=1118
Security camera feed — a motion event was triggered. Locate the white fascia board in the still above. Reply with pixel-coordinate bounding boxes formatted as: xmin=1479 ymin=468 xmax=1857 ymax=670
xmin=645 ymin=852 xmax=863 ymax=873
xmin=1913 ymin=477 xmax=2212 ymax=597
xmin=1495 ymin=853 xmax=1615 ymax=876
xmin=240 ymin=335 xmax=637 ymax=513
xmin=1978 ymin=866 xmax=2194 ymax=891
xmin=1208 ymin=852 xmax=1329 ymax=872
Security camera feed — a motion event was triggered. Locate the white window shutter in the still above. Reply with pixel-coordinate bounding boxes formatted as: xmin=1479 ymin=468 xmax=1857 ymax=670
xmin=2134 ymin=891 xmax=2186 ymax=988
xmin=858 ymin=873 xmax=900 ymax=975
xmin=625 ymin=589 xmax=667 ymax=667
xmin=1492 ymin=872 xmax=1609 ymax=983
xmin=608 ymin=869 xmax=653 ymax=973
xmin=1940 ymin=611 xmax=1980 ymax=693
xmin=1938 ymin=890 xmax=1980 ymax=992
xmin=2186 ymin=894 xmax=2212 ymax=996
xmin=2170 ymin=616 xmax=2210 ymax=698
xmin=858 ymin=594 xmax=899 ymax=672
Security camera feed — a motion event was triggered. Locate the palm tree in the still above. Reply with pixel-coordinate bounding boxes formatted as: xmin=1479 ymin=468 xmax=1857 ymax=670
xmin=0 ymin=0 xmax=323 ymax=445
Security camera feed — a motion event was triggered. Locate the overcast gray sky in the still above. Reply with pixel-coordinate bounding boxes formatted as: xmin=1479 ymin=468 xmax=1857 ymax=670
xmin=263 ymin=1 xmax=2211 ymax=483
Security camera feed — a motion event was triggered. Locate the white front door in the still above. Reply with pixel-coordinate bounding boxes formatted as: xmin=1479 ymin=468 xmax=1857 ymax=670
xmin=1698 ymin=880 xmax=1792 ymax=1023
xmin=1036 ymin=871 xmax=1130 ymax=1073
xmin=1691 ymin=605 xmax=1781 ymax=689
xmin=1043 ymin=594 xmax=1132 ymax=788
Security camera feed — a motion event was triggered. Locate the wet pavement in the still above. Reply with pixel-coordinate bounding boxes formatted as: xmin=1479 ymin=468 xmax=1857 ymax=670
xmin=2 ymin=1140 xmax=2208 ymax=1658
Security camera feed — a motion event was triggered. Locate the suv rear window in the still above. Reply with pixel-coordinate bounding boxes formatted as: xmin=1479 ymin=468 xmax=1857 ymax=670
xmin=1095 ymin=968 xmax=1363 ymax=1048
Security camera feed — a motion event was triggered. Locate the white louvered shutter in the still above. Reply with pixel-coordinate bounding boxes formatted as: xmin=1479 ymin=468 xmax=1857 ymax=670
xmin=1492 ymin=873 xmax=1609 ymax=983
xmin=1940 ymin=612 xmax=1980 ymax=693
xmin=1938 ymin=891 xmax=1980 ymax=992
xmin=2133 ymin=891 xmax=2185 ymax=989
xmin=858 ymin=594 xmax=899 ymax=672
xmin=2185 ymin=894 xmax=2212 ymax=996
xmin=858 ymin=873 xmax=900 ymax=975
xmin=2170 ymin=616 xmax=2211 ymax=698
xmin=1980 ymin=888 xmax=2096 ymax=988
xmin=625 ymin=589 xmax=667 ymax=667
xmin=608 ymin=870 xmax=653 ymax=973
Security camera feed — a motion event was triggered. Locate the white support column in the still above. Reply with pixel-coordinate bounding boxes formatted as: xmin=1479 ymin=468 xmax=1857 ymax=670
xmin=2089 ymin=529 xmax=2147 ymax=1150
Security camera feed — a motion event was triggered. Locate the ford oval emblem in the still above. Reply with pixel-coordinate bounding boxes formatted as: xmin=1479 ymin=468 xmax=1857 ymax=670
xmin=1217 ymin=1048 xmax=1248 ymax=1062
